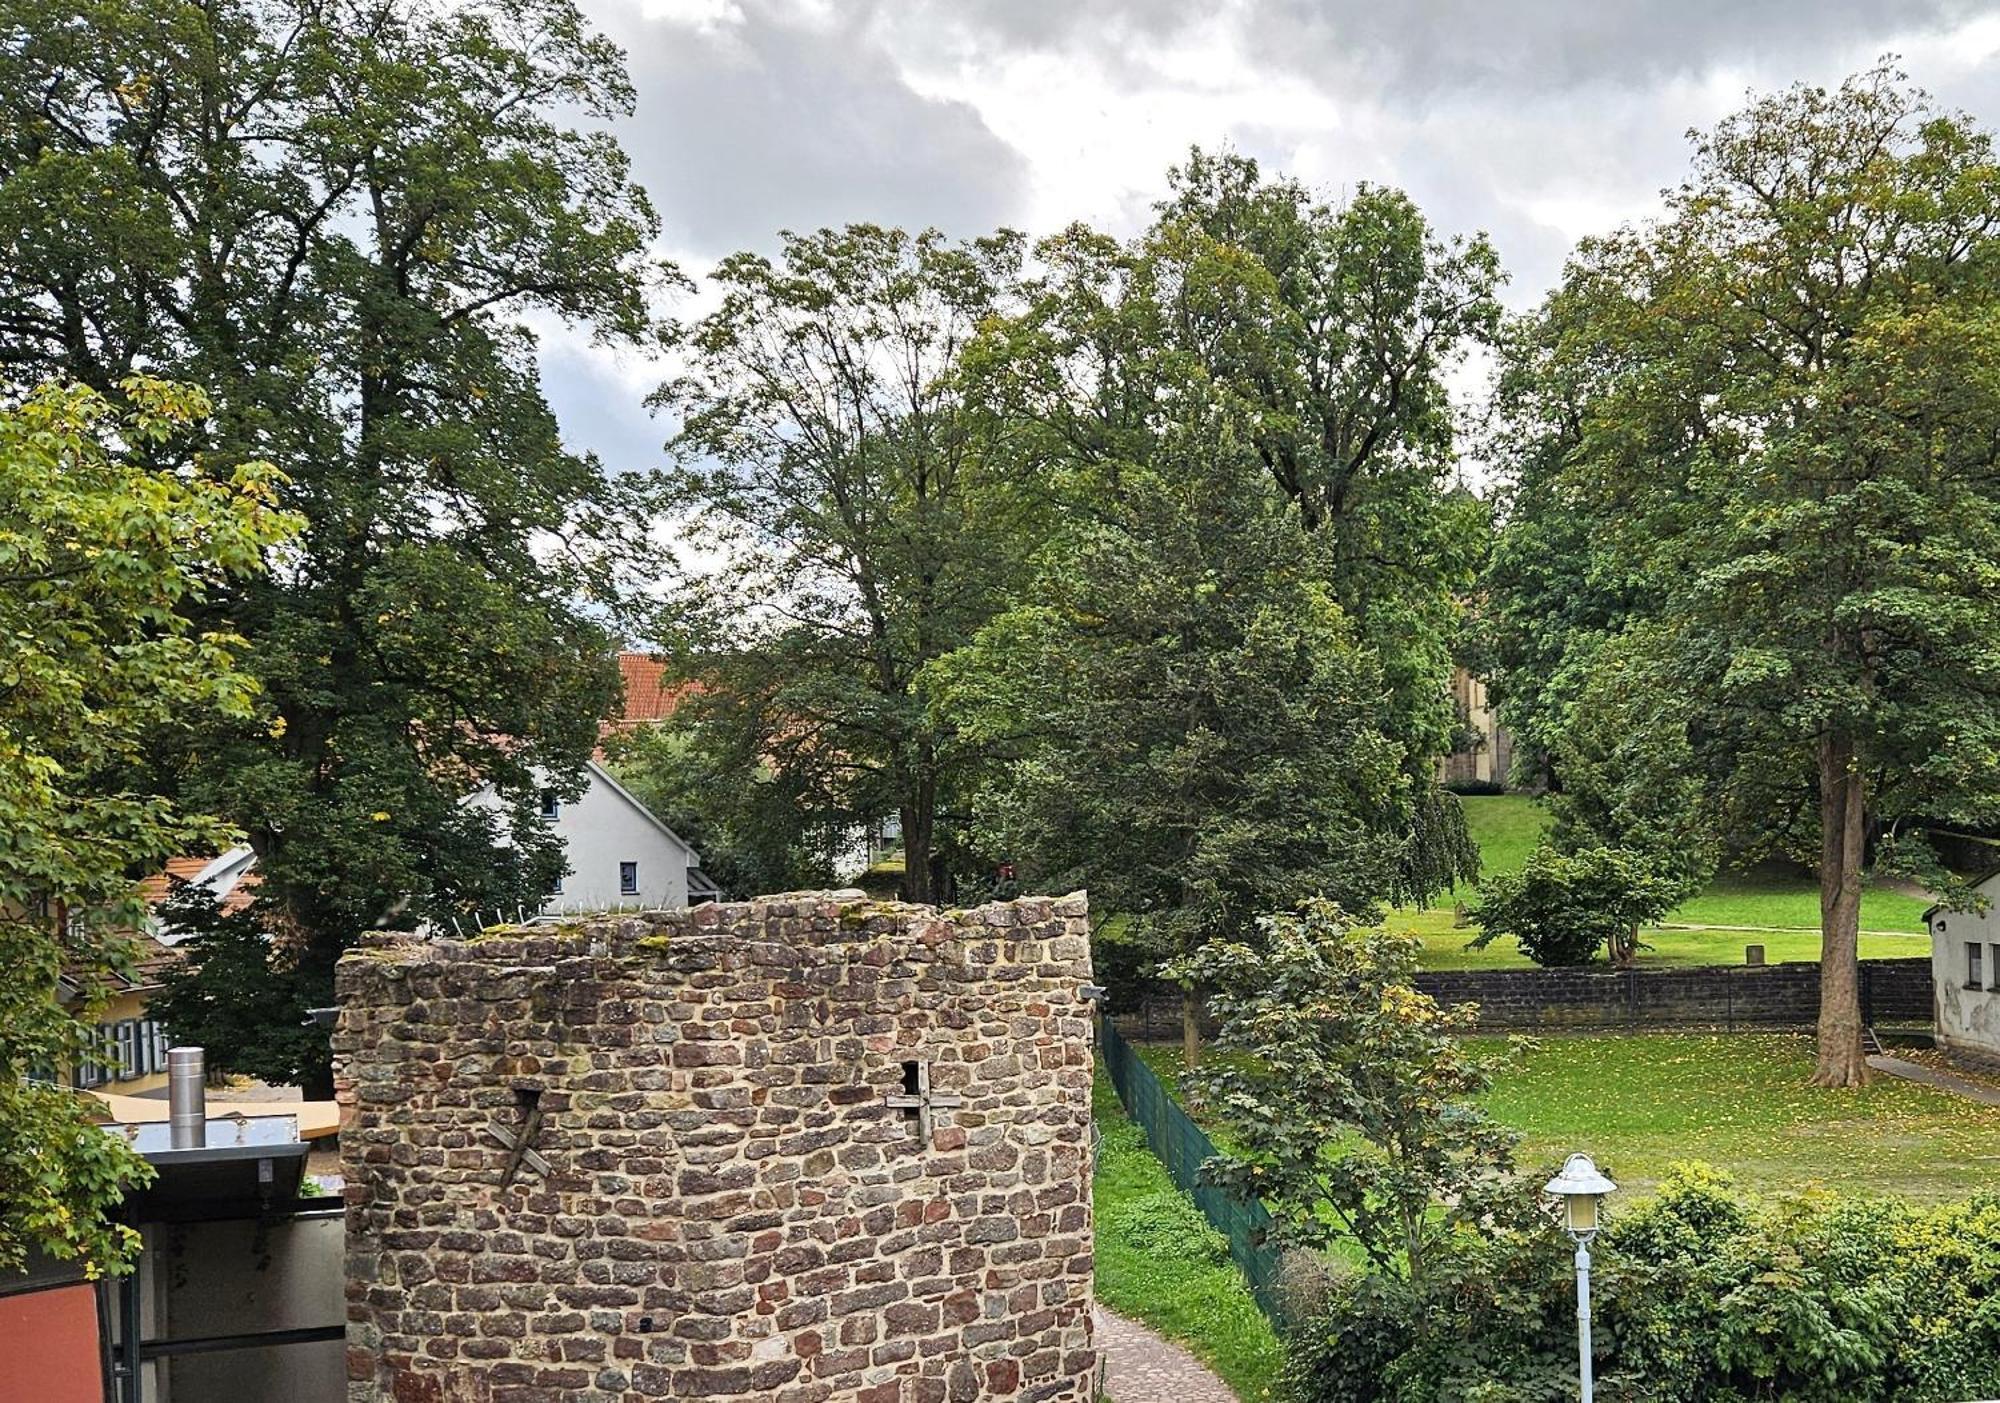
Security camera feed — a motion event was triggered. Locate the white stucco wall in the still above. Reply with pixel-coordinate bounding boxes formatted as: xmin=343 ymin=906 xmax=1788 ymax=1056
xmin=464 ymin=762 xmax=694 ymax=915
xmin=540 ymin=765 xmax=691 ymax=913
xmin=1930 ymin=875 xmax=2000 ymax=1062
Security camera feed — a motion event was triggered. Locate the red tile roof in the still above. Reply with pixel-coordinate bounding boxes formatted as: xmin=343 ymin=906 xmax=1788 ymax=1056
xmin=602 ymin=653 xmax=699 ymax=741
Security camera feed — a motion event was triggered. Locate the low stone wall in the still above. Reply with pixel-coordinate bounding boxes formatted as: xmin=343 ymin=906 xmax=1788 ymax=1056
xmin=1113 ymin=958 xmax=1935 ymax=1036
xmin=1414 ymin=957 xmax=1934 ymax=1031
xmin=335 ymin=890 xmax=1101 ymax=1403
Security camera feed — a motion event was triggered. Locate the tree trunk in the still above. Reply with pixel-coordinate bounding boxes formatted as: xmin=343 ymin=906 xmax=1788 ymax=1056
xmin=900 ymin=763 xmax=936 ymax=905
xmin=1811 ymin=730 xmax=1872 ymax=1088
xmin=1182 ymin=989 xmax=1201 ymax=1072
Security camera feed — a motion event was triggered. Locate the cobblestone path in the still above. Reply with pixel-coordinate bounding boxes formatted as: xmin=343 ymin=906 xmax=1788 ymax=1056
xmin=1095 ymin=1304 xmax=1240 ymax=1403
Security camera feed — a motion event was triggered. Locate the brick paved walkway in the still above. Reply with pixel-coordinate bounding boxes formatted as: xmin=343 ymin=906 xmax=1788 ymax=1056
xmin=1095 ymin=1305 xmax=1239 ymax=1403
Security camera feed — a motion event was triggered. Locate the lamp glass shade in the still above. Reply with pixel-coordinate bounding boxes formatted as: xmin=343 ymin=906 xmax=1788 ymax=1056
xmin=1564 ymin=1192 xmax=1599 ymax=1234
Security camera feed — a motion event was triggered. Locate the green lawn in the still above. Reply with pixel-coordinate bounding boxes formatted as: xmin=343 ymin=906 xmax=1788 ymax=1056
xmin=1478 ymin=1032 xmax=2000 ymax=1201
xmin=1135 ymin=1033 xmax=2000 ymax=1205
xmin=1093 ymin=1071 xmax=1282 ymax=1402
xmin=1405 ymin=796 xmax=1935 ymax=971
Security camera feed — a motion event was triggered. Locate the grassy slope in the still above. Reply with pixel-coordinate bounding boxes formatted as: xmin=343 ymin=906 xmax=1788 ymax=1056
xmin=1093 ymin=1072 xmax=1283 ymax=1402
xmin=1136 ymin=1034 xmax=2000 ymax=1205
xmin=1403 ymin=796 xmax=1933 ymax=971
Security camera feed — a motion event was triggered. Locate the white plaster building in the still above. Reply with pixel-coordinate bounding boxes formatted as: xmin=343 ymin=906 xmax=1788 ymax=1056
xmin=166 ymin=760 xmax=707 ymax=931
xmin=1927 ymin=870 xmax=2000 ymax=1066
xmin=488 ymin=759 xmax=702 ymax=914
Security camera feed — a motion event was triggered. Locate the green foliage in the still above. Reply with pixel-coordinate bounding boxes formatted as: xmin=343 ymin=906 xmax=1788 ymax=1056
xmin=603 ymin=721 xmax=836 ymax=900
xmin=652 ymin=225 xmax=1033 ymax=904
xmin=1093 ymin=1073 xmax=1284 ymax=1401
xmin=1158 ymin=149 xmax=1503 ymax=777
xmin=1289 ymin=1165 xmax=2000 ymax=1403
xmin=0 ymin=0 xmax=666 ymax=1085
xmin=1169 ymin=903 xmax=1532 ymax=1280
xmin=149 ymin=888 xmax=333 ymax=1093
xmin=0 ymin=378 xmax=298 ymax=1274
xmin=1484 ymin=67 xmax=2000 ymax=1081
xmin=1471 ymin=843 xmax=1692 ymax=967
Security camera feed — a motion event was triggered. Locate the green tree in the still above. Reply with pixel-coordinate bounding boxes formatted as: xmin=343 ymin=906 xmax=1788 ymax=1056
xmin=1159 ymin=149 xmax=1503 ymax=770
xmin=0 ymin=378 xmax=298 ymax=1273
xmin=1488 ymin=68 xmax=2000 ymax=1085
xmin=1171 ymin=903 xmax=1530 ymax=1281
xmin=1471 ymin=842 xmax=1691 ymax=967
xmin=653 ymin=225 xmax=1035 ymax=903
xmin=0 ymin=0 xmax=668 ymax=1086
xmin=943 ymin=221 xmax=1459 ymax=1068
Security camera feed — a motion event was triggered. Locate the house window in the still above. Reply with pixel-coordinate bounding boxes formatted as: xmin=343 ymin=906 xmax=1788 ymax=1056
xmin=112 ymin=1021 xmax=138 ymax=1082
xmin=619 ymin=861 xmax=639 ymax=896
xmin=539 ymin=790 xmax=561 ymax=820
xmin=1968 ymin=941 xmax=1984 ymax=989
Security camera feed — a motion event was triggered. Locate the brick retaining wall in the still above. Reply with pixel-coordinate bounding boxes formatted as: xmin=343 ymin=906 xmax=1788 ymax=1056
xmin=1114 ymin=958 xmax=1935 ymax=1036
xmin=1411 ymin=956 xmax=1933 ymax=1031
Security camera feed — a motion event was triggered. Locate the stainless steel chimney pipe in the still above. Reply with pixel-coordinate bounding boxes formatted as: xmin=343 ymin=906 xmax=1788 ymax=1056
xmin=167 ymin=1046 xmax=206 ymax=1149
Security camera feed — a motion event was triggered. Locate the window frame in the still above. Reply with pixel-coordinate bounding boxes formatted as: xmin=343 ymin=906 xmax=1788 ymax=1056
xmin=619 ymin=860 xmax=639 ymax=896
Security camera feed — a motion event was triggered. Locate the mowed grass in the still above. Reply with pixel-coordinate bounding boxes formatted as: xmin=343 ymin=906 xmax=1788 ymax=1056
xmin=1093 ymin=1071 xmax=1282 ymax=1402
xmin=1136 ymin=1034 xmax=2000 ymax=1205
xmin=1404 ymin=796 xmax=1935 ymax=971
xmin=1478 ymin=1032 xmax=2000 ymax=1201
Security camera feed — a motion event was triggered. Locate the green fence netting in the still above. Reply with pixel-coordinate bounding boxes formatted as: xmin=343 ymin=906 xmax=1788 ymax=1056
xmin=1099 ymin=1016 xmax=1288 ymax=1329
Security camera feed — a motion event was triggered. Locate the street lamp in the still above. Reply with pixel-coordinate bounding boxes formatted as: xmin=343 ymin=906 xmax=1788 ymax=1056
xmin=1545 ymin=1152 xmax=1617 ymax=1403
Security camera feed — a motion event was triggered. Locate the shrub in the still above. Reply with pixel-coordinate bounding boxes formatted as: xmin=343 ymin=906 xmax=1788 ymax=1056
xmin=1470 ymin=843 xmax=1687 ymax=966
xmin=1285 ymin=1164 xmax=2000 ymax=1403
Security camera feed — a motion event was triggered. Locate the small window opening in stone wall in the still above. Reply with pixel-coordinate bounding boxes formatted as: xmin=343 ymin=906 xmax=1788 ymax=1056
xmin=884 ymin=1060 xmax=963 ymax=1145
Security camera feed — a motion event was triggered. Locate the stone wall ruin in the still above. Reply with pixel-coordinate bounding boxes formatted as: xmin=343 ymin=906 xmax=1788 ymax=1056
xmin=334 ymin=890 xmax=1100 ymax=1403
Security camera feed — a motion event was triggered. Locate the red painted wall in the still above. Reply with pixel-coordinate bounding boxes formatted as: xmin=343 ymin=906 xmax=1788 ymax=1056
xmin=0 ymin=1283 xmax=102 ymax=1403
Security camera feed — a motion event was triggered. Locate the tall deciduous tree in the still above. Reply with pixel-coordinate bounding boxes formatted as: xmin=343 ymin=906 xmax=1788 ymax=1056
xmin=0 ymin=0 xmax=668 ymax=1082
xmin=0 ymin=378 xmax=298 ymax=1272
xmin=1488 ymin=68 xmax=2000 ymax=1086
xmin=654 ymin=225 xmax=1034 ymax=904
xmin=1159 ymin=150 xmax=1503 ymax=768
xmin=942 ymin=221 xmax=1463 ymax=1068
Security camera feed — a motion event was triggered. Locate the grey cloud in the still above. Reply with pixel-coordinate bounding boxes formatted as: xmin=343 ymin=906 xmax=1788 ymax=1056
xmin=1243 ymin=0 xmax=1984 ymax=99
xmin=888 ymin=0 xmax=1986 ymax=100
xmin=591 ymin=2 xmax=1031 ymax=260
xmin=538 ymin=340 xmax=664 ymax=478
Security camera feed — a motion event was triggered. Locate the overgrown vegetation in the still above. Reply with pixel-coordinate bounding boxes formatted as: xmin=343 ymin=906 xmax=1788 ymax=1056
xmin=1290 ymin=1164 xmax=2000 ymax=1403
xmin=0 ymin=380 xmax=297 ymax=1273
xmin=1172 ymin=904 xmax=1530 ymax=1280
xmin=1093 ymin=1073 xmax=1283 ymax=1401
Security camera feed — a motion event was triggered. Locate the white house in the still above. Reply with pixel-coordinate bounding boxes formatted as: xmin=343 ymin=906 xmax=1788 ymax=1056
xmin=1927 ymin=871 xmax=2000 ymax=1066
xmin=162 ymin=760 xmax=709 ymax=936
xmin=478 ymin=759 xmax=704 ymax=913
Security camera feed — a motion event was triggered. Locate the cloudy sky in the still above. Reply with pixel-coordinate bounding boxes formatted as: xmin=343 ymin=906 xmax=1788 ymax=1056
xmin=542 ymin=0 xmax=2000 ymax=477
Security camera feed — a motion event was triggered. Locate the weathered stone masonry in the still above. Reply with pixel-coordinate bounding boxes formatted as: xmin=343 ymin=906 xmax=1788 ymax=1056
xmin=335 ymin=890 xmax=1100 ymax=1403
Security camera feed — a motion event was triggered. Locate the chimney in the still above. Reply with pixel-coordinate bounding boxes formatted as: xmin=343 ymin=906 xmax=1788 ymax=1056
xmin=167 ymin=1046 xmax=206 ymax=1149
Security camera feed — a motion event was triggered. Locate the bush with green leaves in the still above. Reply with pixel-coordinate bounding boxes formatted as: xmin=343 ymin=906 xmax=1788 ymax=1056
xmin=1470 ymin=843 xmax=1690 ymax=967
xmin=1287 ymin=1164 xmax=2000 ymax=1403
xmin=1170 ymin=902 xmax=1533 ymax=1282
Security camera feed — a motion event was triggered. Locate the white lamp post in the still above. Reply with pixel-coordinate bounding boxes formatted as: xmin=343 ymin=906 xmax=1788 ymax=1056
xmin=1545 ymin=1152 xmax=1617 ymax=1403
